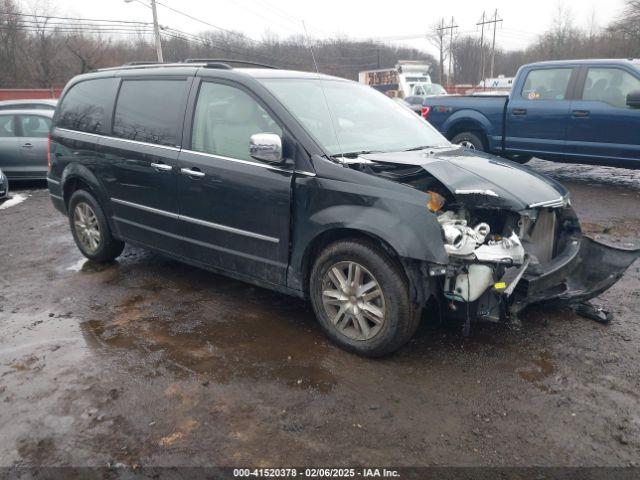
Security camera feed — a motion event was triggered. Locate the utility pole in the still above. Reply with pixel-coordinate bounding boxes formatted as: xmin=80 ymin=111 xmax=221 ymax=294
xmin=124 ymin=0 xmax=164 ymax=62
xmin=490 ymin=9 xmax=503 ymax=78
xmin=150 ymin=0 xmax=163 ymax=63
xmin=477 ymin=11 xmax=486 ymax=88
xmin=437 ymin=17 xmax=458 ymax=88
xmin=477 ymin=10 xmax=502 ymax=86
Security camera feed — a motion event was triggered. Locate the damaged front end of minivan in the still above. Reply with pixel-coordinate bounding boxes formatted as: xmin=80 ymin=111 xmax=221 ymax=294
xmin=344 ymin=148 xmax=640 ymax=328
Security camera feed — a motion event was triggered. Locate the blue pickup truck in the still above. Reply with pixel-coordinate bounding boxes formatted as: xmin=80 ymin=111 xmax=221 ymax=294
xmin=422 ymin=59 xmax=640 ymax=166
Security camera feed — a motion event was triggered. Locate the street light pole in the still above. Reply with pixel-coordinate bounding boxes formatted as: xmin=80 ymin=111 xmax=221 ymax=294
xmin=150 ymin=0 xmax=163 ymax=63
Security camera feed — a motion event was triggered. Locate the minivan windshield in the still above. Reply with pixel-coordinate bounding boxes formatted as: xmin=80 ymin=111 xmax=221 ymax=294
xmin=260 ymin=78 xmax=449 ymax=156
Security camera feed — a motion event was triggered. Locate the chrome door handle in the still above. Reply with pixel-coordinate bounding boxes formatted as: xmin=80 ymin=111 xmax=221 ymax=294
xmin=21 ymin=143 xmax=33 ymax=148
xmin=151 ymin=162 xmax=173 ymax=172
xmin=180 ymin=167 xmax=205 ymax=178
xmin=571 ymin=110 xmax=590 ymax=118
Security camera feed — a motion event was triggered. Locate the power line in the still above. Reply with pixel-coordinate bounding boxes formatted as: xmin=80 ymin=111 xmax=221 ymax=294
xmin=0 ymin=11 xmax=152 ymax=25
xmin=154 ymin=1 xmax=262 ymax=45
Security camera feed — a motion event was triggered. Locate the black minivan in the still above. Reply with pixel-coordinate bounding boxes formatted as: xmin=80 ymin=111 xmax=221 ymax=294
xmin=48 ymin=61 xmax=639 ymax=356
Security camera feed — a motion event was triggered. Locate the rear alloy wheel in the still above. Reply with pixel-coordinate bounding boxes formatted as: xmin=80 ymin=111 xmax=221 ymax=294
xmin=68 ymin=189 xmax=124 ymax=263
xmin=73 ymin=202 xmax=101 ymax=254
xmin=310 ymin=239 xmax=420 ymax=357
xmin=451 ymin=131 xmax=485 ymax=151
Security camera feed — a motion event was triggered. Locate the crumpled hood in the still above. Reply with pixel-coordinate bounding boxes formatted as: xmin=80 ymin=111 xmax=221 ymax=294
xmin=360 ymin=147 xmax=568 ymax=210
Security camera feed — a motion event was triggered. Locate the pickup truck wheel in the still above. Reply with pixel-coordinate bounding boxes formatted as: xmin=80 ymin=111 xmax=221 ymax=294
xmin=452 ymin=132 xmax=485 ymax=152
xmin=68 ymin=189 xmax=124 ymax=263
xmin=309 ymin=239 xmax=420 ymax=357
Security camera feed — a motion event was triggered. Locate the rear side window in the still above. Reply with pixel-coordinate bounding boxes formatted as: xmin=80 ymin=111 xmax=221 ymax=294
xmin=57 ymin=78 xmax=118 ymax=133
xmin=0 ymin=115 xmax=15 ymax=137
xmin=19 ymin=115 xmax=52 ymax=138
xmin=582 ymin=68 xmax=640 ymax=108
xmin=113 ymin=79 xmax=187 ymax=147
xmin=521 ymin=68 xmax=572 ymax=101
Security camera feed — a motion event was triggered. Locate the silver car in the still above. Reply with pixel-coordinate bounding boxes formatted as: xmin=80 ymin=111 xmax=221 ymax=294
xmin=0 ymin=109 xmax=53 ymax=180
xmin=0 ymin=99 xmax=57 ymax=111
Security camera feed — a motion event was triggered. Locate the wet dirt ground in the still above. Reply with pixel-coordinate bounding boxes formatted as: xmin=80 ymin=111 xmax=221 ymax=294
xmin=1 ymin=158 xmax=639 ymax=468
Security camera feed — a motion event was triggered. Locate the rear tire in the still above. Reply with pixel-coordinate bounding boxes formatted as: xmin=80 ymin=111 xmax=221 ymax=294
xmin=68 ymin=189 xmax=124 ymax=263
xmin=309 ymin=239 xmax=420 ymax=357
xmin=452 ymin=131 xmax=485 ymax=151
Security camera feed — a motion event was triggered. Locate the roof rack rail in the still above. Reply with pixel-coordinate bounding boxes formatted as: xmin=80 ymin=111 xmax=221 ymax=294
xmin=183 ymin=58 xmax=278 ymax=69
xmin=124 ymin=61 xmax=164 ymax=66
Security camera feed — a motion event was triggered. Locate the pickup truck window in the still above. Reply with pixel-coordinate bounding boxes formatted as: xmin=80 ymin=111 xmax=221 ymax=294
xmin=521 ymin=68 xmax=572 ymax=101
xmin=582 ymin=68 xmax=640 ymax=108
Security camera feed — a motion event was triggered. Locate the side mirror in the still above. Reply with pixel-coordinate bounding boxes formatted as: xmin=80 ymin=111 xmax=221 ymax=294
xmin=249 ymin=133 xmax=282 ymax=163
xmin=627 ymin=89 xmax=640 ymax=108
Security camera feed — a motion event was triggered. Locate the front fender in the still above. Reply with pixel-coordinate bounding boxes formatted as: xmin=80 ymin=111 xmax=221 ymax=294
xmin=443 ymin=110 xmax=493 ymax=141
xmin=308 ymin=202 xmax=447 ymax=263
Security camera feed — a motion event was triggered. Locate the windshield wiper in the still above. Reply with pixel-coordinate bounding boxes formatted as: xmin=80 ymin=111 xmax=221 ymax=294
xmin=402 ymin=145 xmax=452 ymax=152
xmin=334 ymin=150 xmax=384 ymax=158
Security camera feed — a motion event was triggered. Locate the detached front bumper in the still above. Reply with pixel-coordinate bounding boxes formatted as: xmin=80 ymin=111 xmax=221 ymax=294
xmin=514 ymin=235 xmax=640 ymax=310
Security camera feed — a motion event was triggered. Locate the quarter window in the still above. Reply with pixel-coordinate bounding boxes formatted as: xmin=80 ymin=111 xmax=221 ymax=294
xmin=19 ymin=115 xmax=52 ymax=138
xmin=191 ymin=82 xmax=282 ymax=161
xmin=582 ymin=68 xmax=640 ymax=108
xmin=0 ymin=115 xmax=15 ymax=137
xmin=113 ymin=79 xmax=188 ymax=147
xmin=57 ymin=78 xmax=118 ymax=133
xmin=521 ymin=68 xmax=572 ymax=101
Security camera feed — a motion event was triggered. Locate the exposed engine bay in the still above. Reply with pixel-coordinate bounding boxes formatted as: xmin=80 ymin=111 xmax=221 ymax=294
xmin=339 ymin=151 xmax=640 ymax=328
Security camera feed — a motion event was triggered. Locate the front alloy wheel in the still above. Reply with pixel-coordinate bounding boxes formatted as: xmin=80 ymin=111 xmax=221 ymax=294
xmin=321 ymin=261 xmax=386 ymax=341
xmin=310 ymin=239 xmax=421 ymax=357
xmin=73 ymin=202 xmax=101 ymax=253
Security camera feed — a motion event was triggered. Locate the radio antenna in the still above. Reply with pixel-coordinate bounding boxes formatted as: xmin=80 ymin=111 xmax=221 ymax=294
xmin=301 ymin=20 xmax=345 ymax=161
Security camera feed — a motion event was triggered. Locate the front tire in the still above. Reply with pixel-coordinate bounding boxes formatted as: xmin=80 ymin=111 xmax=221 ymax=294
xmin=452 ymin=131 xmax=485 ymax=151
xmin=309 ymin=239 xmax=420 ymax=357
xmin=68 ymin=189 xmax=124 ymax=263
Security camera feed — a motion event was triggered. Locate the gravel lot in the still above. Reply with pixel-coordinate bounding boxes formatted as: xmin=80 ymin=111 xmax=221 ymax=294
xmin=0 ymin=159 xmax=639 ymax=468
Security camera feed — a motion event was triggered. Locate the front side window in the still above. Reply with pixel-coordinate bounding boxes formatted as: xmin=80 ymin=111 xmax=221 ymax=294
xmin=260 ymin=78 xmax=448 ymax=156
xmin=19 ymin=115 xmax=52 ymax=138
xmin=191 ymin=82 xmax=282 ymax=161
xmin=0 ymin=115 xmax=15 ymax=137
xmin=113 ymin=79 xmax=188 ymax=146
xmin=57 ymin=78 xmax=118 ymax=133
xmin=521 ymin=68 xmax=572 ymax=101
xmin=582 ymin=68 xmax=640 ymax=108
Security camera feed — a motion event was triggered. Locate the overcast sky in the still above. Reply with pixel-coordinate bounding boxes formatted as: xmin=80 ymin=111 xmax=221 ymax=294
xmin=32 ymin=0 xmax=626 ymax=57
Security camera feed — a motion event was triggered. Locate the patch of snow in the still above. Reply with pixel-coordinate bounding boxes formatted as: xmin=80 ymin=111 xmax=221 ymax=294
xmin=66 ymin=258 xmax=87 ymax=272
xmin=0 ymin=193 xmax=27 ymax=210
